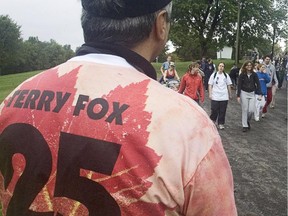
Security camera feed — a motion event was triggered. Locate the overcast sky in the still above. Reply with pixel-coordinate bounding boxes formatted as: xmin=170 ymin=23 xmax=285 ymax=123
xmin=1 ymin=0 xmax=84 ymax=50
xmin=1 ymin=1 xmax=284 ymax=53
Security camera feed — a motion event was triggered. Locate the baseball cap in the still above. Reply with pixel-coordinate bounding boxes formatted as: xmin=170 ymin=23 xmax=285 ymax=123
xmin=170 ymin=62 xmax=175 ymax=66
xmin=82 ymin=0 xmax=172 ymax=19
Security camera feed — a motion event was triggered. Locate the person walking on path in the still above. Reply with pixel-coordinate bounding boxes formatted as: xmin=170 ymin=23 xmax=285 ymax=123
xmin=262 ymin=55 xmax=278 ymax=116
xmin=254 ymin=63 xmax=270 ymax=121
xmin=237 ymin=61 xmax=263 ymax=132
xmin=200 ymin=57 xmax=207 ymax=75
xmin=208 ymin=62 xmax=233 ymax=130
xmin=229 ymin=64 xmax=240 ymax=90
xmin=204 ymin=58 xmax=215 ymax=91
xmin=178 ymin=62 xmax=205 ymax=104
xmin=0 ymin=0 xmax=237 ymax=215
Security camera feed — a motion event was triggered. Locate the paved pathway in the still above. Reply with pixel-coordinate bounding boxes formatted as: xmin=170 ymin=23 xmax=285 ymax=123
xmin=201 ymin=82 xmax=287 ymax=216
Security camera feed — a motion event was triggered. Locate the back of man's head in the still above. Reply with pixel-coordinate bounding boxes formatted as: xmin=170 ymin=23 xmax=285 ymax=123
xmin=81 ymin=0 xmax=172 ymax=48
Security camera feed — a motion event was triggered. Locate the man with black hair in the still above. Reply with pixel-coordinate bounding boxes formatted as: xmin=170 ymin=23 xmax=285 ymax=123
xmin=0 ymin=0 xmax=237 ymax=215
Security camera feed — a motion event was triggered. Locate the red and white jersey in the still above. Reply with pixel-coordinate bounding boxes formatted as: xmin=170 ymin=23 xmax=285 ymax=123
xmin=0 ymin=54 xmax=237 ymax=215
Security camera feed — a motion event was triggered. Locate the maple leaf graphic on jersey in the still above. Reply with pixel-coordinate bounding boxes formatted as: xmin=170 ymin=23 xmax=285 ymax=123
xmin=0 ymin=65 xmax=163 ymax=215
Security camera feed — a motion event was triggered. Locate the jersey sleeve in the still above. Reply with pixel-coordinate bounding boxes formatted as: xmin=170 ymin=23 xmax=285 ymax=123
xmin=182 ymin=140 xmax=237 ymax=216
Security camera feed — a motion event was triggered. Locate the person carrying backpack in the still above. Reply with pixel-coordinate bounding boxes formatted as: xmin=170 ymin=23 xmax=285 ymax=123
xmin=208 ymin=62 xmax=233 ymax=130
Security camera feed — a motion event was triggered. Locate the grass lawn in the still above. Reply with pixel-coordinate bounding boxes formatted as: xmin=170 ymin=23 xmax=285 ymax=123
xmin=0 ymin=71 xmax=41 ymax=103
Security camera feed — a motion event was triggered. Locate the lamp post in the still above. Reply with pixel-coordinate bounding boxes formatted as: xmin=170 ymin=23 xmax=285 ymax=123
xmin=235 ymin=0 xmax=241 ymax=64
xmin=271 ymin=23 xmax=277 ymax=60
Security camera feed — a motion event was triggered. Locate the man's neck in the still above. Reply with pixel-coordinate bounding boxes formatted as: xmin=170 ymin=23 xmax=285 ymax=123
xmin=131 ymin=37 xmax=163 ymax=62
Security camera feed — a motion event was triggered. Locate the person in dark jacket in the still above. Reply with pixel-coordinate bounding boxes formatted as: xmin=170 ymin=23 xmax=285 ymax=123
xmin=237 ymin=60 xmax=262 ymax=132
xmin=204 ymin=58 xmax=215 ymax=91
xmin=229 ymin=64 xmax=240 ymax=89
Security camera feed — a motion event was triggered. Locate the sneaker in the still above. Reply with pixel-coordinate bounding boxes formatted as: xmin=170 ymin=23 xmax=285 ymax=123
xmin=242 ymin=127 xmax=248 ymax=132
xmin=219 ymin=124 xmax=225 ymax=130
xmin=255 ymin=117 xmax=260 ymax=121
xmin=261 ymin=113 xmax=265 ymax=118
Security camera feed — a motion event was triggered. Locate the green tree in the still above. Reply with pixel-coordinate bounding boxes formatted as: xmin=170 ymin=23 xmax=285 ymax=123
xmin=170 ymin=0 xmax=238 ymax=60
xmin=235 ymin=0 xmax=288 ymax=59
xmin=169 ymin=0 xmax=288 ymax=61
xmin=0 ymin=15 xmax=22 ymax=74
xmin=269 ymin=0 xmax=288 ymax=58
xmin=17 ymin=37 xmax=75 ymax=73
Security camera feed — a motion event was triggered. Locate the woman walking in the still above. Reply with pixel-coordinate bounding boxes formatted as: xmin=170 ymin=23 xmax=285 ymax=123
xmin=208 ymin=62 xmax=232 ymax=129
xmin=178 ymin=62 xmax=204 ymax=104
xmin=237 ymin=61 xmax=262 ymax=132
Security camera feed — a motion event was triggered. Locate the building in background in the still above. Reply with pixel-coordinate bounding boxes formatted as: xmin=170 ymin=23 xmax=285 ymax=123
xmin=217 ymin=46 xmax=233 ymax=59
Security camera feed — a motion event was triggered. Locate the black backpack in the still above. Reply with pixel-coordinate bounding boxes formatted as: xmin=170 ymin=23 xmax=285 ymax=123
xmin=213 ymin=72 xmax=227 ymax=79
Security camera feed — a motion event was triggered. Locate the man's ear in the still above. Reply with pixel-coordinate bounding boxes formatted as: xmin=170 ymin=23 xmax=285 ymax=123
xmin=154 ymin=10 xmax=170 ymax=41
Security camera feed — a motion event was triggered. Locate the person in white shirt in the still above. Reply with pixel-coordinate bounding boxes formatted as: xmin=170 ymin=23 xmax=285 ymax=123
xmin=208 ymin=62 xmax=233 ymax=130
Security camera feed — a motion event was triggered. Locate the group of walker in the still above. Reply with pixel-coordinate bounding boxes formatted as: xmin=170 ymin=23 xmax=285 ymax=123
xmin=159 ymin=54 xmax=281 ymax=132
